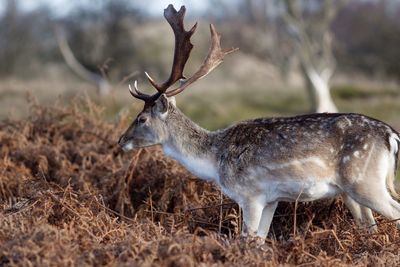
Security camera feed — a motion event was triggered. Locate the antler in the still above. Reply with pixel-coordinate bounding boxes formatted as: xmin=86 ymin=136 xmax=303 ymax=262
xmin=146 ymin=4 xmax=197 ymax=93
xmin=130 ymin=5 xmax=238 ymax=104
xmin=165 ymin=24 xmax=238 ymax=97
xmin=129 ymin=81 xmax=159 ymax=102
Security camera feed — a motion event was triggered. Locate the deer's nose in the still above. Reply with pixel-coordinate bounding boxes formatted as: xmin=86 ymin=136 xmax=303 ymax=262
xmin=118 ymin=135 xmax=125 ymax=146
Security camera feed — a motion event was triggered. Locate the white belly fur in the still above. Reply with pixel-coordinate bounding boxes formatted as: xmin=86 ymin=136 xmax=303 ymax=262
xmin=163 ymin=146 xmax=339 ymax=204
xmin=271 ymin=180 xmax=340 ymax=202
xmin=219 ymin=179 xmax=340 ymax=206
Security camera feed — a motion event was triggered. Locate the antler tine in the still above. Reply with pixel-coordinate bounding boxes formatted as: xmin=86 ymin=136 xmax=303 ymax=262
xmin=166 ymin=24 xmax=238 ymax=97
xmin=129 ymin=81 xmax=159 ymax=102
xmin=145 ymin=4 xmax=198 ymax=93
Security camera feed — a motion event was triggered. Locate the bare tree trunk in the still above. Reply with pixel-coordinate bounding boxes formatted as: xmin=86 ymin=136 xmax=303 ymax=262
xmin=54 ymin=26 xmax=112 ymax=96
xmin=305 ymin=66 xmax=337 ymax=113
xmin=280 ymin=0 xmax=340 ymax=113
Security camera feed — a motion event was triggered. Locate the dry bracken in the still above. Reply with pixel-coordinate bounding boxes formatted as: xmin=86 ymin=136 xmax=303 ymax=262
xmin=0 ymin=99 xmax=399 ymax=266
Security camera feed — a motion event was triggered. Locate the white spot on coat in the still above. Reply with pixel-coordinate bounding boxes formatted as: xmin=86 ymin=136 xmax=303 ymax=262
xmin=344 ymin=117 xmax=352 ymax=126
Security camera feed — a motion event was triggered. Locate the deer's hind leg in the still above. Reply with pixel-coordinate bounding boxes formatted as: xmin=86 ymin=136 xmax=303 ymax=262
xmin=360 ymin=206 xmax=377 ymax=231
xmin=347 ymin=189 xmax=400 ymax=229
xmin=341 ymin=150 xmax=400 ymax=229
xmin=343 ymin=194 xmax=377 ymax=232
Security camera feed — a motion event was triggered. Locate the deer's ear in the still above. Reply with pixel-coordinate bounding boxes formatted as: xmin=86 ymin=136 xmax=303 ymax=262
xmin=153 ymin=94 xmax=169 ymax=115
xmin=169 ymin=96 xmax=176 ymax=107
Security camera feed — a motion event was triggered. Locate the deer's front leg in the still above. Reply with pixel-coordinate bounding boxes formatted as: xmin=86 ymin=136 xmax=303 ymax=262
xmin=257 ymin=202 xmax=278 ymax=238
xmin=241 ymin=200 xmax=264 ymax=236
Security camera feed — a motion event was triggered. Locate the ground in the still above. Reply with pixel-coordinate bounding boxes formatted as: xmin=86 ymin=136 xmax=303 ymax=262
xmin=0 ymin=98 xmax=399 ymax=266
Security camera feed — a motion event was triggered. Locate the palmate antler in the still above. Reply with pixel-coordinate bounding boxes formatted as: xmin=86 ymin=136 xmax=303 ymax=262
xmin=129 ymin=4 xmax=238 ymax=104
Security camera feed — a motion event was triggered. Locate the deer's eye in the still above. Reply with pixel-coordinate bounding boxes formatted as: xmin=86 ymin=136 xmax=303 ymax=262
xmin=138 ymin=117 xmax=148 ymax=124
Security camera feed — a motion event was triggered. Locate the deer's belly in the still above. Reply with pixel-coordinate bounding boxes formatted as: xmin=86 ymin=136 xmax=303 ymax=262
xmin=219 ymin=157 xmax=340 ymax=204
xmin=270 ymin=180 xmax=340 ymax=202
xmin=259 ymin=157 xmax=335 ymax=182
xmin=221 ymin=179 xmax=340 ymax=206
xmin=253 ymin=162 xmax=340 ymax=202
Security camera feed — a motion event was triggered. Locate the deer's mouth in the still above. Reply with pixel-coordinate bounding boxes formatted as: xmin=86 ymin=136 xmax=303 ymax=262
xmin=119 ymin=137 xmax=157 ymax=151
xmin=121 ymin=141 xmax=134 ymax=152
xmin=118 ymin=135 xmax=136 ymax=151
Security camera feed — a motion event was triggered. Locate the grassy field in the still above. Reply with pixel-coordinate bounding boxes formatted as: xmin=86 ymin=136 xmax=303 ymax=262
xmin=0 ymin=81 xmax=400 ymax=265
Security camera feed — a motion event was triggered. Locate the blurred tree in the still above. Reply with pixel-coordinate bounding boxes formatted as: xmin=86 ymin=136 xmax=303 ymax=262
xmin=0 ymin=0 xmax=53 ymax=77
xmin=278 ymin=0 xmax=342 ymax=113
xmin=54 ymin=26 xmax=112 ymax=96
xmin=0 ymin=0 xmax=19 ymax=76
xmin=58 ymin=0 xmax=142 ymax=81
xmin=0 ymin=0 xmax=47 ymax=76
xmin=333 ymin=1 xmax=400 ymax=80
xmin=208 ymin=0 xmax=341 ymax=112
xmin=1 ymin=0 xmax=400 ymax=94
xmin=207 ymin=0 xmax=289 ymax=80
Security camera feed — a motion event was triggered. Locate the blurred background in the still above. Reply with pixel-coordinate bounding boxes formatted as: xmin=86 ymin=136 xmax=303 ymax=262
xmin=1 ymin=0 xmax=400 ymax=130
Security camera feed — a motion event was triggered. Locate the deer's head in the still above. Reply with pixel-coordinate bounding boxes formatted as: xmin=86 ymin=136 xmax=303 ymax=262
xmin=118 ymin=4 xmax=237 ymax=151
xmin=118 ymin=94 xmax=175 ymax=151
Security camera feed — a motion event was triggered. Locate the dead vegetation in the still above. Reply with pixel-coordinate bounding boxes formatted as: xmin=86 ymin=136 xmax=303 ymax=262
xmin=0 ymin=98 xmax=399 ymax=266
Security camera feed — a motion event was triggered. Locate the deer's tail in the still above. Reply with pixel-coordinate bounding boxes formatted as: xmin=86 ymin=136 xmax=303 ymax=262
xmin=387 ymin=132 xmax=400 ymax=200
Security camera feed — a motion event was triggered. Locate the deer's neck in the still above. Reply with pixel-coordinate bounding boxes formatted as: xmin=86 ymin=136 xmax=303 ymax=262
xmin=162 ymin=108 xmax=219 ymax=183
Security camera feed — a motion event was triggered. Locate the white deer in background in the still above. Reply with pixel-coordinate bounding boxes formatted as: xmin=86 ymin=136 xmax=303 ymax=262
xmin=119 ymin=4 xmax=400 ymax=238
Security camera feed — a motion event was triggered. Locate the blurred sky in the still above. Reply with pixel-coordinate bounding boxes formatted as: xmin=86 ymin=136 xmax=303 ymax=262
xmin=0 ymin=0 xmax=209 ymax=17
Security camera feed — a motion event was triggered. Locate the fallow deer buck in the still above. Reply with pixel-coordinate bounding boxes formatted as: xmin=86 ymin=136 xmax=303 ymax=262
xmin=118 ymin=4 xmax=400 ymax=238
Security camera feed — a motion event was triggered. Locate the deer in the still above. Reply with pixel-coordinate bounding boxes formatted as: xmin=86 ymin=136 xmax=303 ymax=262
xmin=118 ymin=4 xmax=400 ymax=238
